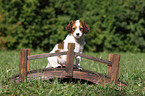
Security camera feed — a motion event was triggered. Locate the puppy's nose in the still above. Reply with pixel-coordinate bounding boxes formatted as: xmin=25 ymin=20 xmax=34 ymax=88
xmin=76 ymin=33 xmax=80 ymax=36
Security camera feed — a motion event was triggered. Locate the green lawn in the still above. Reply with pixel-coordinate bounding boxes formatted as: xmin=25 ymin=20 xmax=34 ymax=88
xmin=0 ymin=50 xmax=145 ymax=95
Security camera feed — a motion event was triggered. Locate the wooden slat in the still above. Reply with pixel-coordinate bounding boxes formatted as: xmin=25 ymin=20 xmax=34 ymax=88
xmin=110 ymin=54 xmax=120 ymax=84
xmin=107 ymin=54 xmax=113 ymax=77
xmin=75 ymin=53 xmax=112 ymax=66
xmin=66 ymin=43 xmax=75 ymax=77
xmin=28 ymin=51 xmax=67 ymax=60
xmin=19 ymin=49 xmax=29 ymax=82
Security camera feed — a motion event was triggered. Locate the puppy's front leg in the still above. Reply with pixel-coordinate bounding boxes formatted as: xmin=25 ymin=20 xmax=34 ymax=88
xmin=76 ymin=56 xmax=81 ymax=66
xmin=75 ymin=56 xmax=83 ymax=69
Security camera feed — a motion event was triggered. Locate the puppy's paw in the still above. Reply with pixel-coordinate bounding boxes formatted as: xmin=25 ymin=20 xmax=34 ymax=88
xmin=73 ymin=64 xmax=83 ymax=70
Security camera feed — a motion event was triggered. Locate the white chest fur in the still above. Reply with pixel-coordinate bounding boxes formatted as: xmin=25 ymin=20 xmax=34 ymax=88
xmin=64 ymin=34 xmax=85 ymax=53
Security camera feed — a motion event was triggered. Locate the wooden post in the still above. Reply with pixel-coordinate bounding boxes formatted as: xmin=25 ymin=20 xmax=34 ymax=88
xmin=27 ymin=49 xmax=30 ymax=72
xmin=107 ymin=54 xmax=113 ymax=77
xmin=19 ymin=49 xmax=30 ymax=82
xmin=109 ymin=54 xmax=120 ymax=84
xmin=66 ymin=43 xmax=75 ymax=77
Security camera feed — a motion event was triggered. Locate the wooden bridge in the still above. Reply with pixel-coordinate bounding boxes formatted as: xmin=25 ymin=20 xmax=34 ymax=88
xmin=9 ymin=43 xmax=127 ymax=86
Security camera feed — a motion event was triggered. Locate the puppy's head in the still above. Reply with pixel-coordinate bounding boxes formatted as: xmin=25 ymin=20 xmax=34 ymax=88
xmin=65 ymin=20 xmax=90 ymax=39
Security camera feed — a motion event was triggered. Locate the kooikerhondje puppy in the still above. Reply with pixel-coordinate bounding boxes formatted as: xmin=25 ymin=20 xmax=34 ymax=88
xmin=46 ymin=20 xmax=90 ymax=69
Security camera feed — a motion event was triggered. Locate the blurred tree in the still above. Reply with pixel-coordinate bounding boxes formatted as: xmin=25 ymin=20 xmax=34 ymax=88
xmin=0 ymin=0 xmax=145 ymax=52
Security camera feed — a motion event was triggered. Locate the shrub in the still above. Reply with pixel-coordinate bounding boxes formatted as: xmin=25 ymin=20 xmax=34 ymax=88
xmin=0 ymin=0 xmax=145 ymax=52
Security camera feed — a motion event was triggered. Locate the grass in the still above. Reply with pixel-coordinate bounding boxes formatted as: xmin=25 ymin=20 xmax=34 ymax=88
xmin=0 ymin=50 xmax=145 ymax=95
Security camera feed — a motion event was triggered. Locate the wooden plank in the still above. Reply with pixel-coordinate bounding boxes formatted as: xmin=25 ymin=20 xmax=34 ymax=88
xmin=19 ymin=49 xmax=29 ymax=82
xmin=28 ymin=51 xmax=67 ymax=60
xmin=107 ymin=54 xmax=113 ymax=77
xmin=110 ymin=54 xmax=120 ymax=84
xmin=75 ymin=53 xmax=112 ymax=66
xmin=66 ymin=43 xmax=75 ymax=77
xmin=9 ymin=68 xmax=127 ymax=86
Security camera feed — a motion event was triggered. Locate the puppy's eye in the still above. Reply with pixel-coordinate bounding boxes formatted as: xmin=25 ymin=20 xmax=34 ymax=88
xmin=80 ymin=28 xmax=83 ymax=30
xmin=72 ymin=28 xmax=75 ymax=30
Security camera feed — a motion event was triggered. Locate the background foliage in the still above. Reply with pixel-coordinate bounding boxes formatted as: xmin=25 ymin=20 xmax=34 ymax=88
xmin=0 ymin=0 xmax=145 ymax=52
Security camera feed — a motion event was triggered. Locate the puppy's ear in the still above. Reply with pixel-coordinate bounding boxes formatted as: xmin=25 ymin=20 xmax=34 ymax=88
xmin=82 ymin=21 xmax=90 ymax=34
xmin=65 ymin=20 xmax=74 ymax=33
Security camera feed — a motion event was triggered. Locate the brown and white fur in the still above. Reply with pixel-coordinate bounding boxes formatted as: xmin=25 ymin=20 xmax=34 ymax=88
xmin=46 ymin=20 xmax=90 ymax=68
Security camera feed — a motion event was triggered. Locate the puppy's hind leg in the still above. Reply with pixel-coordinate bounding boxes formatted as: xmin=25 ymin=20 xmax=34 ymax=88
xmin=46 ymin=57 xmax=60 ymax=68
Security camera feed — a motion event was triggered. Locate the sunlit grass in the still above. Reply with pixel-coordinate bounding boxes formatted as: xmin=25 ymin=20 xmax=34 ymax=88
xmin=0 ymin=50 xmax=145 ymax=95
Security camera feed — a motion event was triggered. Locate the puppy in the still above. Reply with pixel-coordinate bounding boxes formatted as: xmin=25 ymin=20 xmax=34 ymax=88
xmin=46 ymin=20 xmax=90 ymax=68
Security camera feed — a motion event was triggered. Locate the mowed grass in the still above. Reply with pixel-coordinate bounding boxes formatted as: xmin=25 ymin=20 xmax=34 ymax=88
xmin=0 ymin=50 xmax=145 ymax=95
